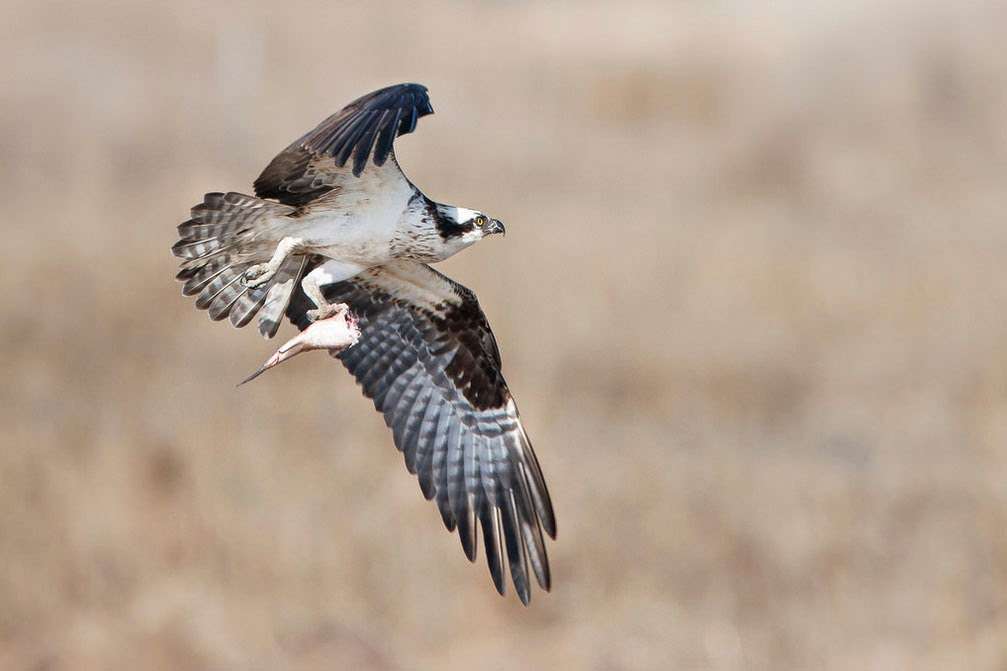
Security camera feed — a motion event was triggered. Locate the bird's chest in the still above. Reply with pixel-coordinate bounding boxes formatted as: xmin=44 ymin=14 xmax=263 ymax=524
xmin=387 ymin=221 xmax=449 ymax=262
xmin=294 ymin=186 xmax=414 ymax=263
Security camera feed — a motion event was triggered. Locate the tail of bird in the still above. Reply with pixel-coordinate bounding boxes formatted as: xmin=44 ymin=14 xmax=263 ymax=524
xmin=172 ymin=192 xmax=304 ymax=338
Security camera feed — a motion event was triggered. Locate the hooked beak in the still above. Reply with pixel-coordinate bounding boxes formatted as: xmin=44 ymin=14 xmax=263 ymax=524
xmin=486 ymin=219 xmax=506 ymax=236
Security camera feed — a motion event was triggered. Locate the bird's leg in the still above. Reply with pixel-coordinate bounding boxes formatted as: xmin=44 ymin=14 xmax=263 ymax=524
xmin=244 ymin=237 xmax=304 ymax=288
xmin=301 ymin=259 xmax=367 ymax=322
xmin=302 ymin=273 xmax=342 ymax=322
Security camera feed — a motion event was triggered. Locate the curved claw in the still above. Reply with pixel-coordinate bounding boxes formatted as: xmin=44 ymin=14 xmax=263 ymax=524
xmin=306 ymin=302 xmax=347 ymax=322
xmin=243 ymin=263 xmax=272 ymax=288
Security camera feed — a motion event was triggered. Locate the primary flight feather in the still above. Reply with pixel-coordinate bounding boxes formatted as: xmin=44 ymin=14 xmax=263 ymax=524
xmin=172 ymin=83 xmax=555 ymax=604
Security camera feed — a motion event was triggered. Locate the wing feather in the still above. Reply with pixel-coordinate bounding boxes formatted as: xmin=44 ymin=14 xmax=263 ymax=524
xmin=502 ymin=489 xmax=532 ymax=605
xmin=445 ymin=417 xmax=466 ymax=534
xmin=415 ymin=398 xmax=446 ymax=501
xmin=480 ymin=505 xmax=506 ymax=595
xmin=391 ymin=371 xmax=426 ymax=461
xmin=432 ymin=405 xmax=456 ymax=530
xmin=400 ymin=382 xmax=435 ymax=474
xmin=254 ymin=83 xmax=433 ymax=205
xmin=285 ymin=260 xmax=555 ymax=602
xmin=351 ymin=112 xmax=383 ymax=177
xmin=374 ymin=108 xmax=401 ymax=167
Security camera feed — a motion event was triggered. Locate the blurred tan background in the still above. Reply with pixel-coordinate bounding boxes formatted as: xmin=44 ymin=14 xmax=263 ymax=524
xmin=3 ymin=0 xmax=1007 ymax=669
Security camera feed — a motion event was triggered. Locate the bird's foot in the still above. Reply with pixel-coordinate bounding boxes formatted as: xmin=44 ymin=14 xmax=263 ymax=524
xmin=306 ymin=302 xmax=348 ymax=323
xmin=243 ymin=263 xmax=274 ymax=288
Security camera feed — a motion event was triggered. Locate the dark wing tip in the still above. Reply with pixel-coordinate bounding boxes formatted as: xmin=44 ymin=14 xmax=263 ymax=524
xmin=458 ymin=513 xmax=479 ymax=562
xmin=297 ymin=82 xmax=434 ymax=175
xmin=480 ymin=506 xmax=506 ymax=596
xmin=254 ymin=84 xmax=435 ymax=201
xmin=545 ymin=518 xmax=558 ymax=540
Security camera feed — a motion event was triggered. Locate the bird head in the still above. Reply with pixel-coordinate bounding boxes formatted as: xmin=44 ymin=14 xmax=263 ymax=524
xmin=434 ymin=205 xmax=505 ymax=250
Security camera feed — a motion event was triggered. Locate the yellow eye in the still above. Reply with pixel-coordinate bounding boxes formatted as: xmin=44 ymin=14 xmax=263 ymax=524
xmin=474 ymin=216 xmax=486 ymax=227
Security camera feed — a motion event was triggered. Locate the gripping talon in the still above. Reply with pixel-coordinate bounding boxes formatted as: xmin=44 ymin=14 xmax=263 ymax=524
xmin=306 ymin=302 xmax=347 ymax=322
xmin=243 ymin=263 xmax=272 ymax=288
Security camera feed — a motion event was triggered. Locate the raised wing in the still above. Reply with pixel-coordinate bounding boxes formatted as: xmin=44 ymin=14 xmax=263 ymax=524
xmin=254 ymin=83 xmax=434 ymax=206
xmin=286 ymin=260 xmax=556 ymax=604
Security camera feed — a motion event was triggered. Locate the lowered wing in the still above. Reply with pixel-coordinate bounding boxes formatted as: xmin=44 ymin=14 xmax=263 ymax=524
xmin=286 ymin=260 xmax=556 ymax=604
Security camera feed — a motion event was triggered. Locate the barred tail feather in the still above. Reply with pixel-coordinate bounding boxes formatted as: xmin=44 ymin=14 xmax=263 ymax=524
xmin=256 ymin=256 xmax=309 ymax=338
xmin=172 ymin=192 xmax=303 ymax=336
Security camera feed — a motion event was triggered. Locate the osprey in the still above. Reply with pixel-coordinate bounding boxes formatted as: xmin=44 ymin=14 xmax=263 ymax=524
xmin=172 ymin=83 xmax=555 ymax=604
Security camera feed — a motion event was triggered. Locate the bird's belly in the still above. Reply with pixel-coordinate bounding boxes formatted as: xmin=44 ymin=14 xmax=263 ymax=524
xmin=291 ymin=207 xmax=400 ymax=265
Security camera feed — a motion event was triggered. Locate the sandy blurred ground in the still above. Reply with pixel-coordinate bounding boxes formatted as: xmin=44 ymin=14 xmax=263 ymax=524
xmin=3 ymin=0 xmax=1007 ymax=668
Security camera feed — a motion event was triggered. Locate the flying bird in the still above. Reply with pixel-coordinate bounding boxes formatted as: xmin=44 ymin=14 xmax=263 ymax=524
xmin=172 ymin=83 xmax=555 ymax=604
